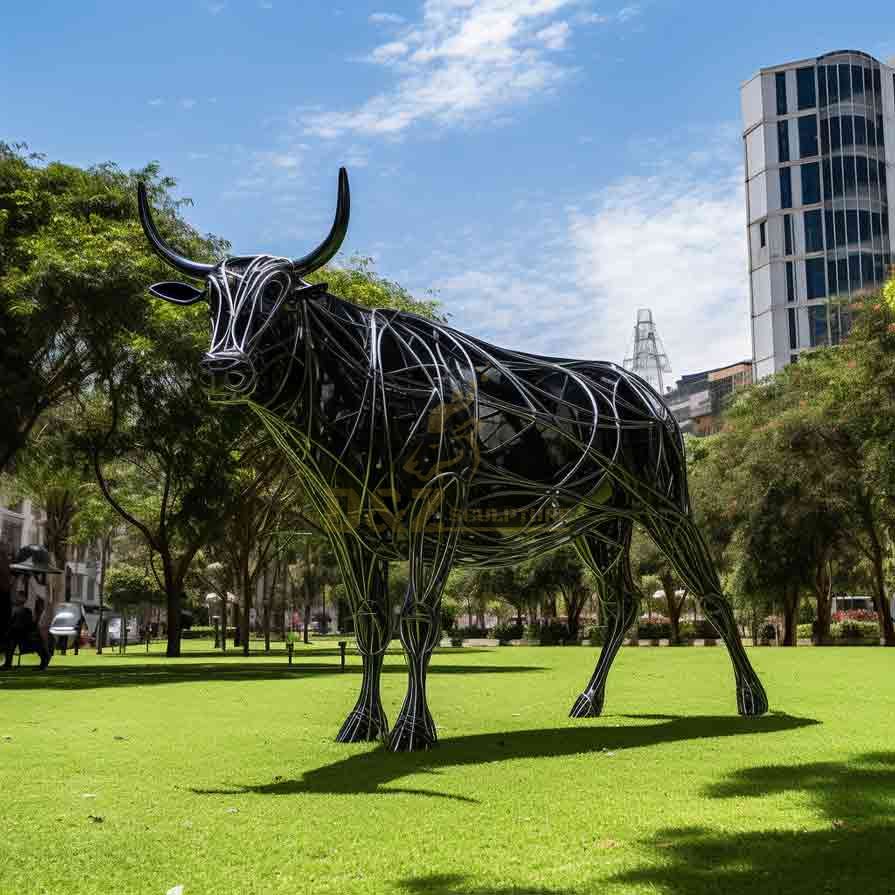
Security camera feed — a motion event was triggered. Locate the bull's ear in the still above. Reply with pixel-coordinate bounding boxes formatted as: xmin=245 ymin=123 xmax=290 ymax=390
xmin=148 ymin=281 xmax=206 ymax=305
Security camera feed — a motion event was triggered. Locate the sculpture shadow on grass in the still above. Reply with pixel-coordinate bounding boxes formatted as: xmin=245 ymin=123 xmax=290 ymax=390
xmin=612 ymin=751 xmax=895 ymax=895
xmin=0 ymin=659 xmax=543 ymax=692
xmin=192 ymin=713 xmax=818 ymax=803
xmin=396 ymin=873 xmax=574 ymax=895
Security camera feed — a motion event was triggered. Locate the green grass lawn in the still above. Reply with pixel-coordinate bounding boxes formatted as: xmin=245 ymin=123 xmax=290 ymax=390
xmin=1 ymin=644 xmax=893 ymax=895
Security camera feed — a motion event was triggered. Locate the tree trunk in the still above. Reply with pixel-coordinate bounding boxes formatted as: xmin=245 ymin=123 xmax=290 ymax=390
xmin=165 ymin=589 xmax=182 ymax=658
xmin=661 ymin=574 xmax=683 ymax=643
xmin=812 ymin=545 xmax=833 ymax=645
xmin=870 ymin=546 xmax=895 ymax=645
xmin=241 ymin=568 xmax=252 ymax=657
xmin=781 ymin=584 xmax=799 ymax=646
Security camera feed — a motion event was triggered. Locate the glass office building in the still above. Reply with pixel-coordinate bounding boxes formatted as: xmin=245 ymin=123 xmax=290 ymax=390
xmin=742 ymin=50 xmax=895 ymax=378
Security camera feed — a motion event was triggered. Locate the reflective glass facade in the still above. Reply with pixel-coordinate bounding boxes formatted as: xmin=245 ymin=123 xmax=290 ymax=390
xmin=743 ymin=50 xmax=895 ymax=378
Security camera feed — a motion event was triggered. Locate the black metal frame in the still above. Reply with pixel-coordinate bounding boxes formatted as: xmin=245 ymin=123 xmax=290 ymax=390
xmin=138 ymin=170 xmax=769 ymax=751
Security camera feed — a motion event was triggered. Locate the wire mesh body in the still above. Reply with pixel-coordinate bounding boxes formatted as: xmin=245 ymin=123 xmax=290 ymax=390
xmin=138 ymin=171 xmax=769 ymax=751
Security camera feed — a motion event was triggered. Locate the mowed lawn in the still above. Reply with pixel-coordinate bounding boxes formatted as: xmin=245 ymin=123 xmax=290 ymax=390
xmin=1 ymin=643 xmax=894 ymax=895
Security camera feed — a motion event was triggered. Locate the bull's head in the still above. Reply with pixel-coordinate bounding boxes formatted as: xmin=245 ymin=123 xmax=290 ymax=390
xmin=137 ymin=169 xmax=349 ymax=405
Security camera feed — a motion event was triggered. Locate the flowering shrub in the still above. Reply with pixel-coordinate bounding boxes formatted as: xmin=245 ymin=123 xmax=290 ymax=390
xmin=832 ymin=610 xmax=878 ymax=623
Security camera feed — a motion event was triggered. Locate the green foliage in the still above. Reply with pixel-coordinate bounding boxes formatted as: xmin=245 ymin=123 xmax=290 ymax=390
xmin=104 ymin=563 xmax=164 ymax=609
xmin=307 ymin=254 xmax=441 ymax=319
xmin=491 ymin=621 xmax=524 ymax=643
xmin=0 ymin=143 xmax=226 ymax=472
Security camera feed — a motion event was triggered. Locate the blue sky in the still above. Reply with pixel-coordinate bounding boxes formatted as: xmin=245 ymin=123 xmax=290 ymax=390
xmin=4 ymin=0 xmax=894 ymax=376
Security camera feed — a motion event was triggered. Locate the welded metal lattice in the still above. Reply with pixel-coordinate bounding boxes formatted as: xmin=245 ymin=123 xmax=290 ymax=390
xmin=138 ymin=170 xmax=768 ymax=752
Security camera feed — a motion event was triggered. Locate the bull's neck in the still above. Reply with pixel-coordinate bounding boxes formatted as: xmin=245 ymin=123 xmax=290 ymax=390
xmin=272 ymin=292 xmax=376 ymax=448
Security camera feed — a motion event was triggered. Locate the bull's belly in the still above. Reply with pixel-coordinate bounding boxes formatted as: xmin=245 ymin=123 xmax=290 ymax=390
xmin=357 ymin=478 xmax=618 ymax=565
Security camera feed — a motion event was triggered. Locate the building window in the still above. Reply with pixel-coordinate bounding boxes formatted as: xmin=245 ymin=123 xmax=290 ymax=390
xmin=788 ymin=308 xmax=798 ymax=349
xmin=846 ymin=209 xmax=859 ymax=244
xmin=776 ymin=71 xmax=788 ymax=115
xmin=784 ymin=214 xmax=793 ymax=255
xmin=827 ymin=259 xmax=839 ymax=295
xmin=806 ymin=258 xmax=826 ymax=299
xmin=777 ymin=120 xmax=790 ymax=162
xmin=780 ymin=167 xmax=792 ymax=208
xmin=818 ymin=65 xmax=828 ymax=106
xmin=808 ymin=304 xmax=828 ymax=346
xmin=838 ymin=64 xmax=852 ymax=101
xmin=759 ymin=221 xmax=766 ymax=248
xmin=801 ymin=162 xmax=820 ymax=205
xmin=796 ymin=67 xmax=816 ymax=109
xmin=798 ymin=115 xmax=818 ymax=158
xmin=804 ymin=209 xmax=823 ymax=253
xmin=851 ymin=64 xmax=865 ymax=99
xmin=786 ymin=260 xmax=795 ymax=302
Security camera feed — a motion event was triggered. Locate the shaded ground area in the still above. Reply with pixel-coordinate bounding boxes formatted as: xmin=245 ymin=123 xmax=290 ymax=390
xmin=0 ymin=656 xmax=542 ymax=691
xmin=614 ymin=751 xmax=895 ymax=894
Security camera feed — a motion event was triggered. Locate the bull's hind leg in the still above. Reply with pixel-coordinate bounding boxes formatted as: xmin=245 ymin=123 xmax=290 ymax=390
xmin=644 ymin=511 xmax=768 ymax=716
xmin=570 ymin=521 xmax=640 ymax=718
xmin=390 ymin=474 xmax=464 ymax=752
xmin=336 ymin=546 xmax=395 ymax=743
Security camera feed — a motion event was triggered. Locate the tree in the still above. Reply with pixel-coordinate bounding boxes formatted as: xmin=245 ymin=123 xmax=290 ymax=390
xmin=6 ymin=413 xmax=84 ymax=612
xmin=104 ymin=562 xmax=165 ymax=650
xmin=288 ymin=535 xmax=339 ymax=644
xmin=81 ymin=295 xmax=245 ymax=657
xmin=630 ymin=527 xmax=687 ymax=643
xmin=528 ymin=545 xmax=596 ymax=641
xmin=0 ymin=144 xmax=223 ymax=473
xmin=206 ymin=443 xmax=301 ymax=655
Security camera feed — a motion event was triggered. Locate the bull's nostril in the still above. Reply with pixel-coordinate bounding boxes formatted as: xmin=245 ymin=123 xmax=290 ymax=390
xmin=227 ymin=372 xmax=243 ymax=388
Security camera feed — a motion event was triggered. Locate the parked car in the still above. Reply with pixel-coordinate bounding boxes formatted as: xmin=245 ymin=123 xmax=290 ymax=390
xmin=48 ymin=602 xmax=88 ymax=650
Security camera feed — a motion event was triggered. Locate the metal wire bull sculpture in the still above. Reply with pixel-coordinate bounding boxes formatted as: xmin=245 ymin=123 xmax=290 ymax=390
xmin=138 ymin=169 xmax=768 ymax=752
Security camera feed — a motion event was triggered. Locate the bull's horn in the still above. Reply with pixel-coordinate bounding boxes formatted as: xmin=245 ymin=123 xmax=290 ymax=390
xmin=137 ymin=182 xmax=215 ymax=279
xmin=291 ymin=167 xmax=350 ymax=276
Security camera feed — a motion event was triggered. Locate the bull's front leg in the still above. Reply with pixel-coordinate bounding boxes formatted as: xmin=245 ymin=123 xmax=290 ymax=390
xmin=336 ymin=553 xmax=395 ymax=743
xmin=390 ymin=599 xmax=441 ymax=751
xmin=390 ymin=474 xmax=464 ymax=752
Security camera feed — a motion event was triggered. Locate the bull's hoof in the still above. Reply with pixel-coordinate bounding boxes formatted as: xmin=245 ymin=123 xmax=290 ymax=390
xmin=569 ymin=688 xmax=604 ymax=718
xmin=388 ymin=714 xmax=437 ymax=752
xmin=736 ymin=681 xmax=769 ymax=717
xmin=336 ymin=707 xmax=389 ymax=743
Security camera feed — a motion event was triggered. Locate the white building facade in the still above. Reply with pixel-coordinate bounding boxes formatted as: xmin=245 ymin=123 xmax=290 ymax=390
xmin=742 ymin=50 xmax=895 ymax=378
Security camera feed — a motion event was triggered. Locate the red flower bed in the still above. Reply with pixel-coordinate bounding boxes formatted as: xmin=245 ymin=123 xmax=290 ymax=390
xmin=832 ymin=609 xmax=878 ymax=623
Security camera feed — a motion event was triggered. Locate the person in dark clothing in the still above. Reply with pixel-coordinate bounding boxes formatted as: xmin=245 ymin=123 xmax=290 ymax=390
xmin=2 ymin=600 xmax=50 ymax=670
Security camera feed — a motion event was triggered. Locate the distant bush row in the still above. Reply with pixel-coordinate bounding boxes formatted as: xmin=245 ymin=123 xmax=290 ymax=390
xmin=796 ymin=620 xmax=880 ymax=641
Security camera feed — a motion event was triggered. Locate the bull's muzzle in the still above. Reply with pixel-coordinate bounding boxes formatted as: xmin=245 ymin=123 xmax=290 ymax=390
xmin=201 ymin=350 xmax=256 ymax=397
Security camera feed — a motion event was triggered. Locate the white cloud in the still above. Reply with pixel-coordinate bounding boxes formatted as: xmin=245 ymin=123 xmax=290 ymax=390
xmin=181 ymin=98 xmax=198 ymax=109
xmin=306 ymin=0 xmax=600 ymax=138
xmin=369 ymin=11 xmax=405 ymax=24
xmin=148 ymin=98 xmax=163 ymax=106
xmin=567 ymin=169 xmax=750 ymax=372
xmin=535 ymin=20 xmax=570 ymax=50
xmin=203 ymin=1 xmax=226 ymax=13
xmin=268 ymin=153 xmax=300 ymax=169
xmin=369 ymin=40 xmax=410 ymax=63
xmin=419 ymin=133 xmax=750 ymax=376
